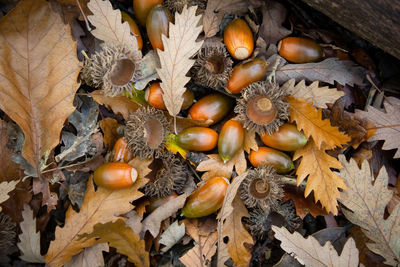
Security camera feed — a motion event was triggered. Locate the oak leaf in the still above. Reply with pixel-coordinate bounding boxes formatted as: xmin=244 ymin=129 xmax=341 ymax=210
xmin=272 ymin=226 xmax=359 ymax=267
xmin=32 ymin=178 xmax=58 ymax=212
xmin=45 ymin=157 xmax=150 ymax=267
xmin=17 ymin=204 xmax=45 ymax=263
xmin=243 ymin=129 xmax=258 ymax=153
xmin=287 ymin=96 xmax=350 ymax=150
xmin=282 ymin=79 xmax=345 ymax=109
xmin=64 ymin=243 xmax=109 ymax=267
xmin=0 ymin=0 xmax=80 ymax=170
xmin=0 ymin=180 xmax=19 ymax=212
xmin=80 ymin=220 xmax=149 ymax=267
xmin=338 ymin=155 xmax=400 ymax=266
xmin=159 ymin=220 xmax=185 ymax=252
xmin=293 ymin=140 xmax=346 ymax=215
xmin=157 ymin=6 xmax=203 ymax=119
xmin=354 ymin=97 xmax=400 ymax=158
xmin=259 ymin=1 xmax=291 ymax=45
xmin=99 ymin=118 xmax=120 ymax=150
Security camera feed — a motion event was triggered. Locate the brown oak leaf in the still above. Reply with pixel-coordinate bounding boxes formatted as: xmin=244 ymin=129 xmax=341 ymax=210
xmin=259 ymin=1 xmax=291 ymax=45
xmin=64 ymin=243 xmax=109 ymax=267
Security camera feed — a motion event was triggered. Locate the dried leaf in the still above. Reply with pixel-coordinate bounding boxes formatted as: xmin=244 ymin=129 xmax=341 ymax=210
xmin=134 ymin=50 xmax=160 ymax=90
xmin=287 ymin=96 xmax=350 ymax=150
xmin=17 ymin=204 xmax=45 ymax=263
xmin=282 ymin=79 xmax=345 ymax=109
xmin=293 ymin=140 xmax=346 ymax=215
xmin=338 ymin=155 xmax=400 ymax=266
xmin=272 ymin=58 xmax=365 ymax=86
xmin=0 ymin=179 xmax=32 ymax=223
xmin=272 ymin=226 xmax=359 ymax=267
xmin=87 ymin=0 xmax=138 ymax=49
xmin=203 ymin=0 xmax=250 ymax=38
xmin=259 ymin=1 xmax=291 ymax=45
xmin=0 ymin=0 xmax=80 ymax=169
xmin=125 ymin=210 xmax=143 ymax=235
xmin=32 ymin=178 xmax=58 ymax=212
xmin=160 ymin=221 xmax=185 ymax=252
xmin=0 ymin=180 xmax=20 ymax=212
xmin=99 ymin=118 xmax=120 ymax=150
xmin=243 ymin=129 xmax=258 ymax=153
xmin=354 ymin=97 xmax=400 ymax=158
xmin=64 ymin=243 xmax=109 ymax=267
xmin=80 ymin=220 xmax=149 ymax=267
xmin=45 ymin=168 xmax=149 ymax=267
xmin=157 ymin=6 xmax=203 ymax=118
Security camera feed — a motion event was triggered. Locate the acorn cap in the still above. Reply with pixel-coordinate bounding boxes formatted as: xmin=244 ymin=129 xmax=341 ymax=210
xmin=125 ymin=107 xmax=170 ymax=159
xmin=142 ymin=152 xmax=191 ymax=197
xmin=81 ymin=43 xmax=142 ymax=96
xmin=164 ymin=0 xmax=206 ymax=14
xmin=240 ymin=165 xmax=284 ymax=211
xmin=191 ymin=42 xmax=233 ymax=89
xmin=0 ymin=213 xmax=16 ymax=251
xmin=275 ymin=201 xmax=302 ymax=232
xmin=234 ymin=81 xmax=289 ymax=135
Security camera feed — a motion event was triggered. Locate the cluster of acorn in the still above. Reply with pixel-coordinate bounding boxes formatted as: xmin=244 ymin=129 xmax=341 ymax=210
xmin=88 ymin=0 xmax=325 ymax=236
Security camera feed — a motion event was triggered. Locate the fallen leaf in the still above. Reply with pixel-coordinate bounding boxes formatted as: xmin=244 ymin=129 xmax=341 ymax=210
xmin=293 ymin=140 xmax=346 ymax=215
xmin=354 ymin=97 xmax=400 ymax=158
xmin=282 ymin=79 xmax=345 ymax=109
xmin=45 ymin=170 xmax=148 ymax=267
xmin=0 ymin=120 xmax=23 ymax=182
xmin=272 ymin=226 xmax=359 ymax=267
xmin=0 ymin=179 xmax=32 ymax=222
xmin=272 ymin=58 xmax=365 ymax=86
xmin=159 ymin=220 xmax=185 ymax=252
xmin=64 ymin=243 xmax=109 ymax=267
xmin=99 ymin=118 xmax=120 ymax=150
xmin=0 ymin=0 xmax=80 ymax=170
xmin=0 ymin=180 xmax=20 ymax=212
xmin=87 ymin=0 xmax=138 ymax=50
xmin=259 ymin=1 xmax=291 ymax=45
xmin=80 ymin=220 xmax=149 ymax=267
xmin=287 ymin=96 xmax=350 ymax=150
xmin=157 ymin=6 xmax=203 ymax=119
xmin=243 ymin=129 xmax=258 ymax=154
xmin=134 ymin=50 xmax=160 ymax=90
xmin=338 ymin=155 xmax=400 ymax=266
xmin=203 ymin=0 xmax=251 ymax=38
xmin=125 ymin=210 xmax=143 ymax=235
xmin=17 ymin=204 xmax=45 ymax=263
xmin=141 ymin=193 xmax=188 ymax=238
xmin=32 ymin=178 xmax=58 ymax=212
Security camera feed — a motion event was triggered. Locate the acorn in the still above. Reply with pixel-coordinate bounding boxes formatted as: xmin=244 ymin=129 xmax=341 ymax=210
xmin=278 ymin=37 xmax=323 ymax=63
xmin=148 ymin=192 xmax=179 ymax=213
xmin=218 ymin=120 xmax=244 ymax=163
xmin=182 ymin=177 xmax=229 ymax=218
xmin=111 ymin=137 xmax=134 ymax=162
xmin=121 ymin=11 xmax=143 ymax=50
xmin=226 ymin=57 xmax=268 ymax=94
xmin=145 ymin=82 xmax=194 ymax=110
xmin=146 ymin=5 xmax=173 ymax=51
xmin=224 ymin=18 xmax=254 ymax=60
xmin=234 ymin=81 xmax=289 ymax=135
xmin=81 ymin=43 xmax=142 ymax=96
xmin=142 ymin=152 xmax=190 ymax=197
xmin=188 ymin=93 xmax=234 ymax=125
xmin=249 ymin=147 xmax=294 ymax=174
xmin=177 ymin=127 xmax=218 ymax=151
xmin=133 ymin=0 xmax=163 ymax=26
xmin=191 ymin=41 xmax=233 ymax=89
xmin=240 ymin=166 xmax=284 ymax=211
xmin=125 ymin=107 xmax=170 ymax=159
xmin=260 ymin=123 xmax=307 ymax=151
xmin=93 ymin=162 xmax=138 ymax=189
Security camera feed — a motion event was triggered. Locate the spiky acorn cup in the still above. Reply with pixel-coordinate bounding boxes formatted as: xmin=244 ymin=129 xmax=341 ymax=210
xmin=276 ymin=201 xmax=302 ymax=232
xmin=191 ymin=41 xmax=233 ymax=89
xmin=125 ymin=107 xmax=170 ymax=159
xmin=164 ymin=0 xmax=206 ymax=14
xmin=81 ymin=43 xmax=142 ymax=96
xmin=235 ymin=81 xmax=289 ymax=135
xmin=143 ymin=152 xmax=191 ymax=197
xmin=0 ymin=213 xmax=16 ymax=251
xmin=240 ymin=165 xmax=284 ymax=211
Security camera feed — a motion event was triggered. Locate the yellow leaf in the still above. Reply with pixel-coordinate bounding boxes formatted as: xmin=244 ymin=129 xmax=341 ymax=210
xmin=293 ymin=140 xmax=345 ymax=215
xmin=0 ymin=0 xmax=80 ymax=168
xmin=166 ymin=134 xmax=188 ymax=159
xmin=287 ymin=96 xmax=350 ymax=150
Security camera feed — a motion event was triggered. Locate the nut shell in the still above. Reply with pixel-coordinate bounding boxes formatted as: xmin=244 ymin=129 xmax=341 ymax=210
xmin=133 ymin=0 xmax=163 ymax=26
xmin=177 ymin=127 xmax=218 ymax=151
xmin=111 ymin=137 xmax=134 ymax=162
xmin=146 ymin=5 xmax=172 ymax=51
xmin=224 ymin=18 xmax=254 ymax=60
xmin=260 ymin=123 xmax=307 ymax=151
xmin=121 ymin=11 xmax=143 ymax=50
xmin=93 ymin=162 xmax=137 ymax=189
xmin=218 ymin=120 xmax=244 ymax=162
xmin=249 ymin=147 xmax=293 ymax=174
xmin=188 ymin=93 xmax=234 ymax=125
xmin=278 ymin=37 xmax=323 ymax=63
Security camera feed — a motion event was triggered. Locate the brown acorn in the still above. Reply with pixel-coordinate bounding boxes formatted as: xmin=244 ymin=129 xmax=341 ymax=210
xmin=218 ymin=120 xmax=244 ymax=163
xmin=121 ymin=11 xmax=143 ymax=50
xmin=146 ymin=5 xmax=173 ymax=51
xmin=111 ymin=137 xmax=134 ymax=162
xmin=249 ymin=147 xmax=294 ymax=174
xmin=226 ymin=57 xmax=268 ymax=94
xmin=133 ymin=0 xmax=163 ymax=26
xmin=278 ymin=37 xmax=323 ymax=63
xmin=145 ymin=82 xmax=194 ymax=110
xmin=177 ymin=127 xmax=218 ymax=151
xmin=224 ymin=18 xmax=254 ymax=60
xmin=125 ymin=107 xmax=170 ymax=159
xmin=188 ymin=93 xmax=234 ymax=125
xmin=234 ymin=81 xmax=289 ymax=135
xmin=260 ymin=123 xmax=307 ymax=151
xmin=93 ymin=162 xmax=138 ymax=189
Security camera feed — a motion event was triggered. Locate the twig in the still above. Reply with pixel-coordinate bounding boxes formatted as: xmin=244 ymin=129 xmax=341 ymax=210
xmin=76 ymin=0 xmax=92 ymax=31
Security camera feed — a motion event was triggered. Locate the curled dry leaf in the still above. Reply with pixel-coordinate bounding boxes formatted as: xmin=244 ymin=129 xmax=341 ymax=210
xmin=64 ymin=243 xmax=109 ymax=267
xmin=272 ymin=226 xmax=359 ymax=267
xmin=259 ymin=1 xmax=291 ymax=45
xmin=338 ymin=155 xmax=400 ymax=266
xmin=157 ymin=5 xmax=203 ymax=119
xmin=0 ymin=0 xmax=80 ymax=171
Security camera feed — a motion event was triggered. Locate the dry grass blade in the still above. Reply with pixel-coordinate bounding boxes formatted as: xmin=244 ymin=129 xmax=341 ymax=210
xmin=0 ymin=0 xmax=80 ymax=170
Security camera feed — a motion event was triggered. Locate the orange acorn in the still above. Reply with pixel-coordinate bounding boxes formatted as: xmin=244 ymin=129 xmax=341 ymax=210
xmin=278 ymin=37 xmax=323 ymax=63
xmin=121 ymin=11 xmax=143 ymax=50
xmin=224 ymin=18 xmax=254 ymax=60
xmin=133 ymin=0 xmax=163 ymax=26
xmin=146 ymin=5 xmax=172 ymax=51
xmin=249 ymin=147 xmax=293 ymax=174
xmin=93 ymin=162 xmax=138 ymax=189
xmin=188 ymin=93 xmax=234 ymax=125
xmin=111 ymin=137 xmax=134 ymax=162
xmin=145 ymin=82 xmax=194 ymax=110
xmin=218 ymin=120 xmax=244 ymax=162
xmin=260 ymin=123 xmax=307 ymax=151
xmin=177 ymin=127 xmax=218 ymax=151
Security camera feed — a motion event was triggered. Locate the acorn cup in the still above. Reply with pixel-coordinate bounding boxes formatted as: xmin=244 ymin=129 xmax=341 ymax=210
xmin=177 ymin=127 xmax=218 ymax=151
xmin=188 ymin=93 xmax=234 ymax=125
xmin=260 ymin=123 xmax=307 ymax=151
xmin=121 ymin=11 xmax=143 ymax=50
xmin=133 ymin=0 xmax=163 ymax=26
xmin=146 ymin=4 xmax=173 ymax=51
xmin=249 ymin=147 xmax=294 ymax=174
xmin=278 ymin=37 xmax=323 ymax=63
xmin=224 ymin=18 xmax=254 ymax=60
xmin=218 ymin=120 xmax=244 ymax=163
xmin=93 ymin=162 xmax=138 ymax=190
xmin=182 ymin=177 xmax=229 ymax=218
